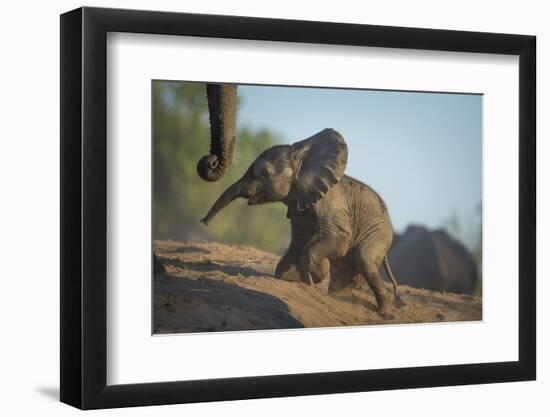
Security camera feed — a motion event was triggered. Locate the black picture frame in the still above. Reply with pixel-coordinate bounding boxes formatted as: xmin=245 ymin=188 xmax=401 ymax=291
xmin=60 ymin=6 xmax=536 ymax=410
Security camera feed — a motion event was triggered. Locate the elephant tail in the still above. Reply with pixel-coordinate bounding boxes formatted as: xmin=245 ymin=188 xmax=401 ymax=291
xmin=383 ymin=256 xmax=406 ymax=307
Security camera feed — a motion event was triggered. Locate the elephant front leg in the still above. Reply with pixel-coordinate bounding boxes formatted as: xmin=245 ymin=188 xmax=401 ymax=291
xmin=299 ymin=236 xmax=349 ymax=287
xmin=275 ymin=249 xmax=302 ymax=282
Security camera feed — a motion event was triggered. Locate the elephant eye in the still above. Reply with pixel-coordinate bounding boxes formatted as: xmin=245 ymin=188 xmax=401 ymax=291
xmin=256 ymin=165 xmax=269 ymax=178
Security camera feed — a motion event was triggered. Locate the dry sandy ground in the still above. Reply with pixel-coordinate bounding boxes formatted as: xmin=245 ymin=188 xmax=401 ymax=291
xmin=154 ymin=240 xmax=482 ymax=334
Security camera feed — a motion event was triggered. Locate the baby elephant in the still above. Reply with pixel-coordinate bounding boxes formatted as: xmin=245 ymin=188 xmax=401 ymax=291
xmin=201 ymin=128 xmax=403 ymax=315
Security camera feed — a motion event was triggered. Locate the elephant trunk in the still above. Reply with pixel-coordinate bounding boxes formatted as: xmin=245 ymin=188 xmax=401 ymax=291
xmin=197 ymin=84 xmax=238 ymax=182
xmin=201 ymin=179 xmax=246 ymax=225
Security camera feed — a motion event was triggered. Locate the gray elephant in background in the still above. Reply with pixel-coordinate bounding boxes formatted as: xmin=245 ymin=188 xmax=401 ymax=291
xmin=201 ymin=128 xmax=404 ymax=315
xmin=386 ymin=225 xmax=479 ymax=294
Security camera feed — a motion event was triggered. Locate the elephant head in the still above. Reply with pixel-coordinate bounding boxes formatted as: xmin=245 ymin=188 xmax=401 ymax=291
xmin=196 ymin=83 xmax=238 ymax=182
xmin=201 ymin=128 xmax=348 ymax=225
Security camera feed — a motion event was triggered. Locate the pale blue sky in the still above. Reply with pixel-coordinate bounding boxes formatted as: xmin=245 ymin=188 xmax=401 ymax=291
xmin=237 ymin=85 xmax=482 ymax=242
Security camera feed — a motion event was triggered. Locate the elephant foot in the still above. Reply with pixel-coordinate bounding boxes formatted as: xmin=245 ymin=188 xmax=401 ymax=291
xmin=275 ymin=264 xmax=302 ymax=282
xmin=307 ymin=257 xmax=330 ymax=285
xmin=393 ymin=294 xmax=407 ymax=308
xmin=377 ymin=309 xmax=395 ymax=320
xmin=375 ymin=294 xmax=393 ymax=320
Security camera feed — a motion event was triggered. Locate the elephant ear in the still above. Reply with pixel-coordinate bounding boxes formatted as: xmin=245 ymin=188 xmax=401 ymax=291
xmin=291 ymin=128 xmax=348 ymax=211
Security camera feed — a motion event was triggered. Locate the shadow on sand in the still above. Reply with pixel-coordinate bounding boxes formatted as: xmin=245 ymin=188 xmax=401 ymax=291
xmin=154 ymin=274 xmax=304 ymax=333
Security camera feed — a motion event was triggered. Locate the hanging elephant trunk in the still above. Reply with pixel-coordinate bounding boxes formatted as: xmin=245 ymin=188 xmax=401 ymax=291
xmin=196 ymin=83 xmax=238 ymax=182
xmin=155 ymin=83 xmax=239 ymax=274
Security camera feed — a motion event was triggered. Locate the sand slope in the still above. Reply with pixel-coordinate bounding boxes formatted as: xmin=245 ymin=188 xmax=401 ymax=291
xmin=154 ymin=240 xmax=481 ymax=334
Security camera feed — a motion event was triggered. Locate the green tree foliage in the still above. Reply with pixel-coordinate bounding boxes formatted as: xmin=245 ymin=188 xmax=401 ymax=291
xmin=153 ymin=81 xmax=290 ymax=254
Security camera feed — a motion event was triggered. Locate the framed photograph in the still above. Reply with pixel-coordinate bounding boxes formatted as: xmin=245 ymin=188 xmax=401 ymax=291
xmin=60 ymin=6 xmax=536 ymax=409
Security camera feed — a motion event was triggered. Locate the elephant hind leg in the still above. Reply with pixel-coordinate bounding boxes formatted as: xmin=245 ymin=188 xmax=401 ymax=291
xmin=329 ymin=256 xmax=361 ymax=293
xmin=354 ymin=243 xmax=391 ymax=317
